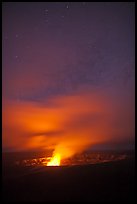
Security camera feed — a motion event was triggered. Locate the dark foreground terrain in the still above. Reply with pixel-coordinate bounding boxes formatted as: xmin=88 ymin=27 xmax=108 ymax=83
xmin=2 ymin=152 xmax=135 ymax=202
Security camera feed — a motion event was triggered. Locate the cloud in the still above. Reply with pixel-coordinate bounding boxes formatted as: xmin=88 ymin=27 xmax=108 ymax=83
xmin=2 ymin=87 xmax=135 ymax=158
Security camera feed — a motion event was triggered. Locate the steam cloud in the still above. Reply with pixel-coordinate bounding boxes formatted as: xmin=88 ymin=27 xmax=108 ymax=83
xmin=2 ymin=87 xmax=134 ymax=159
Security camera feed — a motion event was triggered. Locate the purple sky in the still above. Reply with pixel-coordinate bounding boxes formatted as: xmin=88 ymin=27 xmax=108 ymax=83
xmin=2 ymin=2 xmax=135 ymax=152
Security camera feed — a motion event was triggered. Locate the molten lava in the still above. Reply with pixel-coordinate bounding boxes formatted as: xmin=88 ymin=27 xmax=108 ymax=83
xmin=47 ymin=153 xmax=61 ymax=166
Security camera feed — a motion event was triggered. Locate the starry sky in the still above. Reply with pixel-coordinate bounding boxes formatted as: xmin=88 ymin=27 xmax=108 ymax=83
xmin=2 ymin=2 xmax=135 ymax=153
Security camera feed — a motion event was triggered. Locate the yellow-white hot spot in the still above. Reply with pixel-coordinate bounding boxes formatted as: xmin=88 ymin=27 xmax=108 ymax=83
xmin=47 ymin=153 xmax=61 ymax=166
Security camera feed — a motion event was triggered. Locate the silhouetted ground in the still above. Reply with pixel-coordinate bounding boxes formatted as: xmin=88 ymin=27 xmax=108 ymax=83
xmin=2 ymin=155 xmax=135 ymax=202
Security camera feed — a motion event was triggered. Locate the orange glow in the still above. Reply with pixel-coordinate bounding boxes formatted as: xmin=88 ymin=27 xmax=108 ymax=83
xmin=2 ymin=88 xmax=134 ymax=155
xmin=47 ymin=153 xmax=61 ymax=166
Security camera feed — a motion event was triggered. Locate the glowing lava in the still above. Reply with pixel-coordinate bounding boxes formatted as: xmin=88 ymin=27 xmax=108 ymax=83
xmin=47 ymin=153 xmax=61 ymax=166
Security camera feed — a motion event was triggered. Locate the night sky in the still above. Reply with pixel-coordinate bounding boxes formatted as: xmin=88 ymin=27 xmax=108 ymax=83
xmin=2 ymin=2 xmax=135 ymax=154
